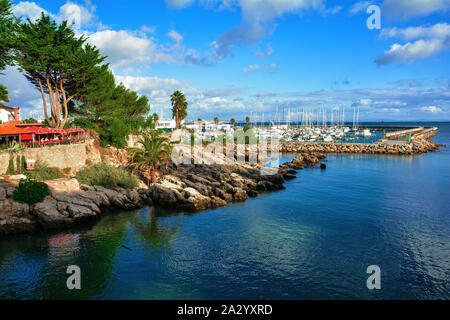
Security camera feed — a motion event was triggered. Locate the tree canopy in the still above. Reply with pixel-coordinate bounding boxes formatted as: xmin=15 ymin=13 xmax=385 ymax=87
xmin=14 ymin=13 xmax=106 ymax=129
xmin=0 ymin=0 xmax=16 ymax=103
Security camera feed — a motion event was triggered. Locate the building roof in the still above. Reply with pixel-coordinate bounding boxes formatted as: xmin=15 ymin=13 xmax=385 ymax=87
xmin=0 ymin=126 xmax=35 ymax=136
xmin=0 ymin=104 xmax=17 ymax=111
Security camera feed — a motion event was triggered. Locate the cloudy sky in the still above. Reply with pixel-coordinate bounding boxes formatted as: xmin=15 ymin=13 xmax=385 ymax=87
xmin=1 ymin=0 xmax=450 ymax=121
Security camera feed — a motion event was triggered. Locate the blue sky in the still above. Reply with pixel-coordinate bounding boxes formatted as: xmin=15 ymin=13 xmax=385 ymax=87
xmin=1 ymin=0 xmax=450 ymax=121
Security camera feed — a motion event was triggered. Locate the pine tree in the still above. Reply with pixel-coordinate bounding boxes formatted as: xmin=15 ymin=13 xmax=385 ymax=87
xmin=14 ymin=13 xmax=106 ymax=129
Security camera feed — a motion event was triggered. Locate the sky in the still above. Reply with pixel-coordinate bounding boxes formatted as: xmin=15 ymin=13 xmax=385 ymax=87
xmin=1 ymin=0 xmax=449 ymax=121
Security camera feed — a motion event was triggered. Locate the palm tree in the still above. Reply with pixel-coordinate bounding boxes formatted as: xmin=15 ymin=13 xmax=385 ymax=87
xmin=127 ymin=131 xmax=173 ymax=183
xmin=245 ymin=116 xmax=250 ymax=124
xmin=230 ymin=118 xmax=236 ymax=126
xmin=171 ymin=90 xmax=188 ymax=129
xmin=197 ymin=118 xmax=202 ymax=122
xmin=214 ymin=117 xmax=219 ymax=125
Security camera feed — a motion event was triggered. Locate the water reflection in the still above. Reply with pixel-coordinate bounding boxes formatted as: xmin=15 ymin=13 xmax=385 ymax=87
xmin=132 ymin=207 xmax=180 ymax=250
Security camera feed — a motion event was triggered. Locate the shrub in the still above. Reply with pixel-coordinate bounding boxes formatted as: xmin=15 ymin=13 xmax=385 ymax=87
xmin=21 ymin=156 xmax=26 ymax=173
xmin=75 ymin=163 xmax=139 ymax=190
xmin=8 ymin=158 xmax=14 ymax=175
xmin=16 ymin=156 xmax=21 ymax=174
xmin=13 ymin=179 xmax=50 ymax=205
xmin=71 ymin=118 xmax=97 ymax=130
xmin=98 ymin=119 xmax=130 ymax=149
xmin=26 ymin=161 xmax=64 ymax=181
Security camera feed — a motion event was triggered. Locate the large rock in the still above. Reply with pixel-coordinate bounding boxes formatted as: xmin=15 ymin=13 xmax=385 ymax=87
xmin=33 ymin=196 xmax=74 ymax=229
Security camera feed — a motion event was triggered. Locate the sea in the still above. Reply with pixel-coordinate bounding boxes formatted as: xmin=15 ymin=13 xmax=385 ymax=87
xmin=0 ymin=122 xmax=449 ymax=299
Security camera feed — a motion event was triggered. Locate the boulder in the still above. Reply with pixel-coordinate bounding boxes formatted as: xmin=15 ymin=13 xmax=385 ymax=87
xmin=33 ymin=196 xmax=74 ymax=229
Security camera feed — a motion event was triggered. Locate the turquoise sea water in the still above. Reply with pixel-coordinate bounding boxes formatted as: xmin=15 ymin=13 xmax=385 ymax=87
xmin=0 ymin=122 xmax=449 ymax=300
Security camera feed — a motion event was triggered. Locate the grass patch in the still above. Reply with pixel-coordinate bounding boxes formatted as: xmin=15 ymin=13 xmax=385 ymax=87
xmin=75 ymin=163 xmax=139 ymax=190
xmin=26 ymin=161 xmax=64 ymax=181
xmin=13 ymin=180 xmax=50 ymax=205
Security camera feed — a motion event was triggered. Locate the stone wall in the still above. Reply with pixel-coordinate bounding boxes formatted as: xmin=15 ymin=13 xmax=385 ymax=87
xmin=0 ymin=143 xmax=89 ymax=174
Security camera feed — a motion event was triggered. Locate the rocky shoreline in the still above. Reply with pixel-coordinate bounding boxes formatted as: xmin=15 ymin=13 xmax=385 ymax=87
xmin=1 ymin=136 xmax=443 ymax=237
xmin=0 ymin=154 xmax=324 ymax=236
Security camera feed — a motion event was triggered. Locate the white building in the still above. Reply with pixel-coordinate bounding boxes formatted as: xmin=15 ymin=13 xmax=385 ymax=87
xmin=0 ymin=105 xmax=18 ymax=123
xmin=156 ymin=119 xmax=178 ymax=130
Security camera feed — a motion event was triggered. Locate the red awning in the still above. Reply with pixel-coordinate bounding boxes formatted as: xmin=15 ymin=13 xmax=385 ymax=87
xmin=32 ymin=127 xmax=84 ymax=134
xmin=20 ymin=134 xmax=34 ymax=140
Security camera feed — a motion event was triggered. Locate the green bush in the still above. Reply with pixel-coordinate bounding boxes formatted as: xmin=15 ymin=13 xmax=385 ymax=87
xmin=75 ymin=163 xmax=139 ymax=190
xmin=13 ymin=179 xmax=50 ymax=205
xmin=21 ymin=156 xmax=26 ymax=173
xmin=71 ymin=118 xmax=97 ymax=130
xmin=16 ymin=156 xmax=21 ymax=174
xmin=26 ymin=161 xmax=64 ymax=181
xmin=8 ymin=158 xmax=14 ymax=175
xmin=98 ymin=119 xmax=130 ymax=149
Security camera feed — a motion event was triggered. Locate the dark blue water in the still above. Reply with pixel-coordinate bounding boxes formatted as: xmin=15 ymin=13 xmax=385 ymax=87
xmin=0 ymin=122 xmax=449 ymax=299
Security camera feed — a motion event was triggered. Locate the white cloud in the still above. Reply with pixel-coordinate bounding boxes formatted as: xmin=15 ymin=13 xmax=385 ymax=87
xmin=141 ymin=25 xmax=157 ymax=34
xmin=167 ymin=30 xmax=184 ymax=43
xmin=114 ymin=74 xmax=249 ymax=118
xmin=382 ymin=0 xmax=450 ymax=21
xmin=167 ymin=0 xmax=332 ymax=60
xmin=243 ymin=64 xmax=261 ymax=73
xmin=166 ymin=0 xmax=195 ymax=9
xmin=254 ymin=43 xmax=274 ymax=57
xmin=242 ymin=63 xmax=277 ymax=73
xmin=214 ymin=0 xmax=324 ymax=58
xmin=13 ymin=1 xmax=97 ymax=29
xmin=88 ymin=30 xmax=156 ymax=68
xmin=421 ymin=106 xmax=442 ymax=113
xmin=59 ymin=1 xmax=95 ymax=25
xmin=13 ymin=1 xmax=51 ymax=21
xmin=349 ymin=1 xmax=372 ymax=15
xmin=380 ymin=23 xmax=450 ymax=41
xmin=377 ymin=22 xmax=450 ymax=66
xmin=359 ymin=98 xmax=372 ymax=106
xmin=375 ymin=39 xmax=447 ymax=66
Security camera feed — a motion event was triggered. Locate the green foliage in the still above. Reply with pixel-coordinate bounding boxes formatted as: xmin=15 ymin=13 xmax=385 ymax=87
xmin=7 ymin=157 xmax=14 ymax=175
xmin=234 ymin=126 xmax=258 ymax=145
xmin=21 ymin=155 xmax=26 ymax=173
xmin=98 ymin=118 xmax=130 ymax=149
xmin=16 ymin=156 xmax=20 ymax=174
xmin=26 ymin=160 xmax=64 ymax=181
xmin=171 ymin=90 xmax=188 ymax=129
xmin=21 ymin=117 xmax=38 ymax=124
xmin=0 ymin=0 xmax=16 ymax=73
xmin=76 ymin=163 xmax=139 ymax=190
xmin=127 ymin=131 xmax=173 ymax=171
xmin=13 ymin=179 xmax=50 ymax=205
xmin=14 ymin=13 xmax=106 ymax=129
xmin=214 ymin=117 xmax=219 ymax=124
xmin=70 ymin=118 xmax=97 ymax=130
xmin=74 ymin=67 xmax=151 ymax=148
xmin=230 ymin=118 xmax=236 ymax=126
xmin=0 ymin=84 xmax=9 ymax=103
xmin=245 ymin=116 xmax=250 ymax=124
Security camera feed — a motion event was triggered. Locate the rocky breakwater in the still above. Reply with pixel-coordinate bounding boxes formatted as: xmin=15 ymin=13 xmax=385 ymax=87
xmin=278 ymin=153 xmax=325 ymax=180
xmin=0 ymin=178 xmax=152 ymax=236
xmin=280 ymin=138 xmax=442 ymax=155
xmin=148 ymin=164 xmax=285 ymax=211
